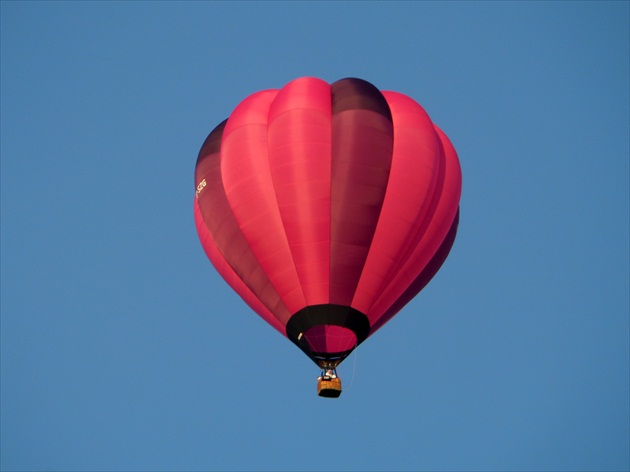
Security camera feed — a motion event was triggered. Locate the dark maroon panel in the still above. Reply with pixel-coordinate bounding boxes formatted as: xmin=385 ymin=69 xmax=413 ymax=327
xmin=195 ymin=122 xmax=291 ymax=325
xmin=194 ymin=199 xmax=288 ymax=335
xmin=195 ymin=119 xmax=227 ymax=187
xmin=329 ymin=78 xmax=394 ymax=306
xmin=331 ymin=77 xmax=393 ymax=117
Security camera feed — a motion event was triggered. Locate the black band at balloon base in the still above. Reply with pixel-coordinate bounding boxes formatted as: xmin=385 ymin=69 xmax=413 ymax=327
xmin=286 ymin=304 xmax=370 ymax=368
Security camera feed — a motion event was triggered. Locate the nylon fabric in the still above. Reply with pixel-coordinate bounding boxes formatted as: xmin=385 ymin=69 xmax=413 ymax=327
xmin=329 ymin=78 xmax=394 ymax=306
xmin=221 ymin=90 xmax=308 ymax=314
xmin=193 ymin=77 xmax=462 ymax=367
xmin=303 ymin=325 xmax=357 ymax=355
xmin=194 ymin=121 xmax=291 ymax=330
xmin=194 ymin=200 xmax=287 ymax=334
xmin=351 ymin=91 xmax=443 ymax=315
xmin=268 ymin=77 xmax=332 ymax=306
xmin=367 ymin=125 xmax=462 ymax=322
xmin=370 ymin=209 xmax=460 ymax=335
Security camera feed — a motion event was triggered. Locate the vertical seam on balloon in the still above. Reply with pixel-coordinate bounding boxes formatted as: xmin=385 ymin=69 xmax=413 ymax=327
xmin=339 ymin=82 xmax=395 ymax=312
xmin=328 ymin=82 xmax=337 ymax=305
xmin=359 ymin=94 xmax=443 ymax=317
xmin=196 ymin=117 xmax=293 ymax=327
xmin=367 ymin=127 xmax=448 ymax=323
xmin=368 ymin=208 xmax=459 ymax=335
xmin=194 ymin=197 xmax=287 ymax=335
xmin=265 ymin=89 xmax=308 ymax=312
xmin=355 ymin=103 xmax=395 ymax=300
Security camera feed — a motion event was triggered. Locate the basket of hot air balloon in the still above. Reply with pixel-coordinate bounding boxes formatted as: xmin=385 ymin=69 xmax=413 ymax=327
xmin=194 ymin=77 xmax=462 ymax=397
xmin=317 ymin=370 xmax=342 ymax=398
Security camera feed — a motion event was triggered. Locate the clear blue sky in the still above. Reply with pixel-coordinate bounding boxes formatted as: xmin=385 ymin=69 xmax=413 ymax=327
xmin=1 ymin=2 xmax=628 ymax=471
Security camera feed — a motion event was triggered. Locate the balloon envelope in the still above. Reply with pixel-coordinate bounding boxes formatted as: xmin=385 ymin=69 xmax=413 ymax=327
xmin=194 ymin=77 xmax=461 ymax=368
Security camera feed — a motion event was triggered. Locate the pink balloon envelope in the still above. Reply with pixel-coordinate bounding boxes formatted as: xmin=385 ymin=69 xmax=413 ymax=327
xmin=194 ymin=77 xmax=462 ymax=374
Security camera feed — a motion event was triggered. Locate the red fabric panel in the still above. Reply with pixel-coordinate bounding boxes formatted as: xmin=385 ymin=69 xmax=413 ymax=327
xmin=329 ymin=79 xmax=394 ymax=306
xmin=303 ymin=325 xmax=357 ymax=354
xmin=369 ymin=209 xmax=459 ymax=335
xmin=267 ymin=78 xmax=332 ymax=306
xmin=367 ymin=123 xmax=462 ymax=323
xmin=194 ymin=199 xmax=287 ymax=335
xmin=351 ymin=91 xmax=443 ymax=314
xmin=221 ymin=90 xmax=307 ymax=314
xmin=194 ymin=120 xmax=291 ymax=329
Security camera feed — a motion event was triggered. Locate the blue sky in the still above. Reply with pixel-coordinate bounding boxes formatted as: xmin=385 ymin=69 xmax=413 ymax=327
xmin=1 ymin=2 xmax=628 ymax=471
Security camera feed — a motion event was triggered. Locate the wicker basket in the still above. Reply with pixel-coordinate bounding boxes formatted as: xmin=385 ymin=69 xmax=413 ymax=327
xmin=317 ymin=377 xmax=342 ymax=398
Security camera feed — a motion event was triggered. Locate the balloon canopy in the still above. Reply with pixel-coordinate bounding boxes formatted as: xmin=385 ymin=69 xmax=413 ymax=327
xmin=194 ymin=77 xmax=461 ymax=370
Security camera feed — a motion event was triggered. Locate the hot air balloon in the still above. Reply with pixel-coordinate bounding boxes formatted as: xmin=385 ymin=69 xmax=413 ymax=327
xmin=194 ymin=77 xmax=461 ymax=397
